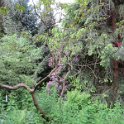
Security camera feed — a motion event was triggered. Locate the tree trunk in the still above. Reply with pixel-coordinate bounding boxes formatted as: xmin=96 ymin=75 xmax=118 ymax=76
xmin=105 ymin=0 xmax=124 ymax=107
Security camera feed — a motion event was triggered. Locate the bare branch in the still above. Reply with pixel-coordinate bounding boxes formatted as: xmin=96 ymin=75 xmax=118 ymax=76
xmin=0 ymin=83 xmax=33 ymax=93
xmin=31 ymin=92 xmax=50 ymax=121
xmin=34 ymin=67 xmax=58 ymax=91
xmin=0 ymin=82 xmax=50 ymax=121
xmin=31 ymin=0 xmax=47 ymax=26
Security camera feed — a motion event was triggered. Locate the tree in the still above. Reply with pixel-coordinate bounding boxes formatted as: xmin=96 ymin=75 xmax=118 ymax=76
xmin=0 ymin=0 xmax=38 ymax=35
xmin=0 ymin=34 xmax=52 ymax=121
xmin=0 ymin=0 xmax=124 ymax=123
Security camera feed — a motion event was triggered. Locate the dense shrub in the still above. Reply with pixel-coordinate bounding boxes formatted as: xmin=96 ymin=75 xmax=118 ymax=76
xmin=38 ymin=88 xmax=124 ymax=124
xmin=0 ymin=109 xmax=43 ymax=124
xmin=0 ymin=34 xmax=42 ymax=86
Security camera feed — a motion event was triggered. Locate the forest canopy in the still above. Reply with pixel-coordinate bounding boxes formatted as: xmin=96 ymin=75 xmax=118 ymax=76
xmin=0 ymin=0 xmax=124 ymax=124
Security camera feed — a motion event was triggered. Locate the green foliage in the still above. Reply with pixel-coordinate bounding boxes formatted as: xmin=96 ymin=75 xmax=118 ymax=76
xmin=0 ymin=109 xmax=43 ymax=124
xmin=100 ymin=44 xmax=116 ymax=67
xmin=0 ymin=0 xmax=124 ymax=123
xmin=0 ymin=7 xmax=9 ymax=15
xmin=0 ymin=88 xmax=124 ymax=124
xmin=0 ymin=90 xmax=43 ymax=124
xmin=38 ymin=88 xmax=124 ymax=124
xmin=0 ymin=34 xmax=41 ymax=85
xmin=15 ymin=3 xmax=26 ymax=13
xmin=40 ymin=0 xmax=54 ymax=6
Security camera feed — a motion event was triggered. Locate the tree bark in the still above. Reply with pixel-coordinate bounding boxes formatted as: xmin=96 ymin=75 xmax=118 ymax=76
xmin=0 ymin=82 xmax=50 ymax=121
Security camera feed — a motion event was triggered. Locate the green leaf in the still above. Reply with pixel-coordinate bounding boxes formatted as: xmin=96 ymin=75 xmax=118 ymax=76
xmin=0 ymin=7 xmax=9 ymax=15
xmin=15 ymin=4 xmax=26 ymax=13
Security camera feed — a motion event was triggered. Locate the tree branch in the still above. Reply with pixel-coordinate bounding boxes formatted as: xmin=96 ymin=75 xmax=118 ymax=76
xmin=0 ymin=82 xmax=50 ymax=121
xmin=31 ymin=92 xmax=50 ymax=121
xmin=34 ymin=67 xmax=58 ymax=91
xmin=31 ymin=0 xmax=47 ymax=26
xmin=0 ymin=83 xmax=33 ymax=93
xmin=0 ymin=65 xmax=60 ymax=122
